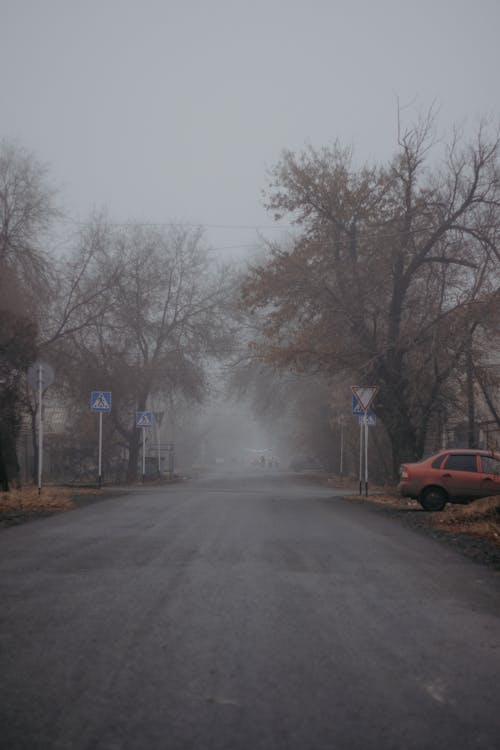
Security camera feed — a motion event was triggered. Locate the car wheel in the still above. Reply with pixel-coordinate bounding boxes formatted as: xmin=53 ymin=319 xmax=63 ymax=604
xmin=419 ymin=486 xmax=447 ymax=512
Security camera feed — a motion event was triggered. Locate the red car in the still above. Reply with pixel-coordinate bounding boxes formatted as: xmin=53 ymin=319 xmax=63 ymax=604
xmin=398 ymin=448 xmax=500 ymax=511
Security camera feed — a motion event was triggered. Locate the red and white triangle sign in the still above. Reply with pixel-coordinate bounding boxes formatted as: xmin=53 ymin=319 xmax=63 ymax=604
xmin=351 ymin=385 xmax=378 ymax=411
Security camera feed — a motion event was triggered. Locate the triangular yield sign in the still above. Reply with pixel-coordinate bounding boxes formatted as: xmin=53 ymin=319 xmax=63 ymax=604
xmin=351 ymin=386 xmax=378 ymax=411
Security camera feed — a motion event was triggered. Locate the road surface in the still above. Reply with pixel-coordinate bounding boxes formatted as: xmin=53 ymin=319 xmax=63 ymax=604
xmin=1 ymin=468 xmax=500 ymax=749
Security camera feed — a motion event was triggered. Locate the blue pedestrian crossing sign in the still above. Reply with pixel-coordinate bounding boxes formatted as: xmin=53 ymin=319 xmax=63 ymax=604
xmin=359 ymin=413 xmax=377 ymax=427
xmin=136 ymin=411 xmax=153 ymax=428
xmin=352 ymin=395 xmax=364 ymax=415
xmin=91 ymin=391 xmax=112 ymax=412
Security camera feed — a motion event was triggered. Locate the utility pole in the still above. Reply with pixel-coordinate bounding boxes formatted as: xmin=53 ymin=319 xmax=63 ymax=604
xmin=466 ymin=330 xmax=476 ymax=448
xmin=338 ymin=415 xmax=345 ymax=483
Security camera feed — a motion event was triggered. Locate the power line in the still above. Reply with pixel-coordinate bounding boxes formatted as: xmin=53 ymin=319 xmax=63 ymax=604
xmin=61 ymin=216 xmax=292 ymax=231
xmin=58 ymin=214 xmax=497 ymax=249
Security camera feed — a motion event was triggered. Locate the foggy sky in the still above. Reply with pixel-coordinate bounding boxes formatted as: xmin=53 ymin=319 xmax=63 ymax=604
xmin=2 ymin=0 xmax=499 ymax=257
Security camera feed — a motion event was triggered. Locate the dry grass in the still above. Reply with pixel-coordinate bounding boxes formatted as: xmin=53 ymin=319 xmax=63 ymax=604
xmin=357 ymin=492 xmax=420 ymax=509
xmin=335 ymin=481 xmax=418 ymax=509
xmin=427 ymin=497 xmax=500 ymax=546
xmin=0 ymin=486 xmax=100 ymax=514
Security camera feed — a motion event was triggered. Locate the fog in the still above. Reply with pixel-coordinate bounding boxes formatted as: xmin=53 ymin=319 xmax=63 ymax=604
xmin=3 ymin=1 xmax=500 ymax=480
xmin=195 ymin=400 xmax=282 ymax=468
xmin=2 ymin=0 xmax=500 ymax=258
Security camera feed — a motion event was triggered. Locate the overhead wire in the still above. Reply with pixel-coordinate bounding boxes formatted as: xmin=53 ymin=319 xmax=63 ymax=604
xmin=56 ymin=213 xmax=498 ymax=250
xmin=60 ymin=216 xmax=292 ymax=231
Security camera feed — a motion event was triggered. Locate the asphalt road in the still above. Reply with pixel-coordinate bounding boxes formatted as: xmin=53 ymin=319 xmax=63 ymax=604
xmin=1 ymin=468 xmax=500 ymax=750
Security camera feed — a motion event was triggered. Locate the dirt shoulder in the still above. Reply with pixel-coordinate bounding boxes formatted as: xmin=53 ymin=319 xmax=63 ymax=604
xmin=0 ymin=477 xmax=187 ymax=528
xmin=0 ymin=485 xmax=127 ymax=528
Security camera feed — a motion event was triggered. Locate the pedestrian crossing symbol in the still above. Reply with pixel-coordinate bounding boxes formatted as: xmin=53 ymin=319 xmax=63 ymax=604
xmin=91 ymin=391 xmax=112 ymax=412
xmin=136 ymin=411 xmax=153 ymax=428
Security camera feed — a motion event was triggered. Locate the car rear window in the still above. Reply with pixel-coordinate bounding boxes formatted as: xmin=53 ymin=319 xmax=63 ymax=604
xmin=443 ymin=454 xmax=478 ymax=472
xmin=480 ymin=456 xmax=500 ymax=474
xmin=431 ymin=455 xmax=446 ymax=468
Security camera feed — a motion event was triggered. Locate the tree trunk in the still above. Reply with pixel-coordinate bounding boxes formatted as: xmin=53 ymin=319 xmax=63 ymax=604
xmin=388 ymin=426 xmax=418 ymax=480
xmin=0 ymin=434 xmax=9 ymax=491
xmin=378 ymin=385 xmax=419 ymax=481
xmin=0 ymin=397 xmax=21 ymax=490
xmin=30 ymin=408 xmax=38 ymax=485
xmin=466 ymin=337 xmax=476 ymax=448
xmin=126 ymin=429 xmax=141 ymax=483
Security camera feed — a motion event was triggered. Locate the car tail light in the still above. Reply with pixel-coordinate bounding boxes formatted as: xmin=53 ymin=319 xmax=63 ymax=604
xmin=400 ymin=465 xmax=410 ymax=480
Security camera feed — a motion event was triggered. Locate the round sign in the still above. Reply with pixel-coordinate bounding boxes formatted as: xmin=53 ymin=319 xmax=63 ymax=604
xmin=27 ymin=361 xmax=55 ymax=392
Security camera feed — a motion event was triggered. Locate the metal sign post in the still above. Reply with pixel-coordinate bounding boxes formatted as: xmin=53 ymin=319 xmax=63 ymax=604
xmin=359 ymin=417 xmax=363 ymax=495
xmin=91 ymin=391 xmax=112 ymax=488
xmin=357 ymin=413 xmax=377 ymax=495
xmin=38 ymin=365 xmax=43 ymax=494
xmin=142 ymin=429 xmax=146 ymax=480
xmin=351 ymin=386 xmax=378 ymax=497
xmin=154 ymin=411 xmax=164 ymax=476
xmin=167 ymin=442 xmax=175 ymax=477
xmin=27 ymin=361 xmax=55 ymax=494
xmin=364 ymin=414 xmax=369 ymax=496
xmin=136 ymin=412 xmax=153 ymax=482
xmin=98 ymin=412 xmax=103 ymax=484
xmin=338 ymin=415 xmax=345 ymax=482
xmin=157 ymin=429 xmax=160 ymax=475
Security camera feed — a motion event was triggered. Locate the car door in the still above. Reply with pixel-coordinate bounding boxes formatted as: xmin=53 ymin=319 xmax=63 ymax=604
xmin=439 ymin=453 xmax=480 ymax=499
xmin=479 ymin=455 xmax=500 ymax=496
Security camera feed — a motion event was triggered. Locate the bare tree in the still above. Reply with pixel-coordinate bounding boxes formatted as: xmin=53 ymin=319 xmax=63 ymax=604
xmin=0 ymin=266 xmax=37 ymax=489
xmin=0 ymin=139 xmax=59 ymax=304
xmin=17 ymin=216 xmax=123 ymax=482
xmin=64 ymin=222 xmax=235 ymax=481
xmin=0 ymin=140 xmax=60 ymax=487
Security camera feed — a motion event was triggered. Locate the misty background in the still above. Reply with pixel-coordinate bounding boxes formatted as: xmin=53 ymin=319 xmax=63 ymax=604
xmin=2 ymin=0 xmax=500 ymax=481
xmin=3 ymin=0 xmax=499 ymax=254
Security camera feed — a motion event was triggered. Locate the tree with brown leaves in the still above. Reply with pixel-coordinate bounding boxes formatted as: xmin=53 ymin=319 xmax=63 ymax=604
xmin=241 ymin=116 xmax=500 ymax=477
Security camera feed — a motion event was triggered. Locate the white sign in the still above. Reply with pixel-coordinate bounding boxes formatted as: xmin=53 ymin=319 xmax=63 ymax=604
xmin=27 ymin=361 xmax=55 ymax=392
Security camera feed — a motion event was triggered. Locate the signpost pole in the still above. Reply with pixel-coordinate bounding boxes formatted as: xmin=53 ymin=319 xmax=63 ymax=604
xmin=98 ymin=412 xmax=103 ymax=489
xmin=142 ymin=428 xmax=146 ymax=482
xmin=168 ymin=443 xmax=174 ymax=477
xmin=151 ymin=411 xmax=164 ymax=477
xmin=364 ymin=414 xmax=369 ymax=496
xmin=38 ymin=363 xmax=43 ymax=495
xmin=359 ymin=418 xmax=363 ymax=495
xmin=90 ymin=392 xmax=111 ymax=488
xmin=135 ymin=411 xmax=153 ymax=481
xmin=351 ymin=385 xmax=378 ymax=497
xmin=340 ymin=418 xmax=344 ymax=482
xmin=337 ymin=415 xmax=345 ymax=483
xmin=27 ymin=362 xmax=55 ymax=494
xmin=157 ymin=425 xmax=161 ymax=476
